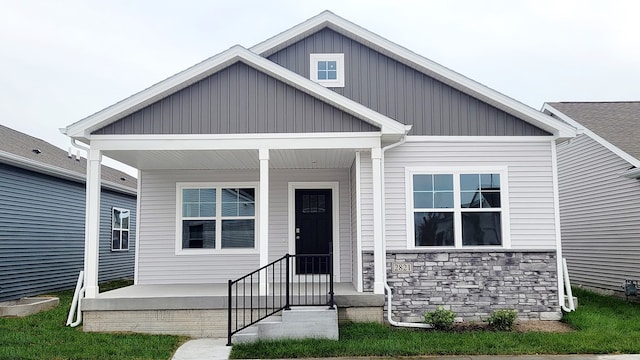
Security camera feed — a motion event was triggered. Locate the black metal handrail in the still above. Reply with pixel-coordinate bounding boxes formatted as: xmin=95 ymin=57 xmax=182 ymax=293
xmin=227 ymin=249 xmax=334 ymax=346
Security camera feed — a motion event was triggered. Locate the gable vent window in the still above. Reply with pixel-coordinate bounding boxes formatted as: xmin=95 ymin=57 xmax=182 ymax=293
xmin=310 ymin=53 xmax=344 ymax=88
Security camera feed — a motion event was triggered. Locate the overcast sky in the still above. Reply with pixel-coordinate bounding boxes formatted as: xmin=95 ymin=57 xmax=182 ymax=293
xmin=1 ymin=0 xmax=638 ymax=174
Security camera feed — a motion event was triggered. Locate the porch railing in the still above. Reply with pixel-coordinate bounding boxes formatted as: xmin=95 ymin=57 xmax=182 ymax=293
xmin=227 ymin=250 xmax=334 ymax=346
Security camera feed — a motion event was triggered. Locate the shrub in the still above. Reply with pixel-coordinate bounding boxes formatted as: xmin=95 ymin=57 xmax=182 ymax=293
xmin=486 ymin=309 xmax=518 ymax=331
xmin=424 ymin=306 xmax=456 ymax=331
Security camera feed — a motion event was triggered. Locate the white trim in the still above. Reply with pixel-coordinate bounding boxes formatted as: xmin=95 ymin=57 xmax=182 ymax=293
xmin=405 ymin=166 xmax=510 ymax=250
xmin=133 ymin=169 xmax=141 ymax=285
xmin=64 ymin=45 xmax=406 ymax=139
xmin=0 ymin=150 xmax=136 ymax=196
xmin=371 ymin=148 xmax=384 ymax=294
xmin=287 ymin=182 xmax=341 ymax=282
xmin=543 ymin=103 xmax=640 ymax=169
xmin=405 ymin=136 xmax=558 ymax=143
xmin=175 ymin=181 xmax=260 ymax=255
xmin=310 ymin=53 xmax=345 ymax=87
xmin=258 ymin=149 xmax=270 ymax=295
xmin=250 ymin=11 xmax=577 ymax=139
xmin=84 ymin=149 xmax=102 ymax=299
xmin=89 ymin=133 xmax=382 ymax=152
xmin=354 ymin=152 xmax=363 ymax=292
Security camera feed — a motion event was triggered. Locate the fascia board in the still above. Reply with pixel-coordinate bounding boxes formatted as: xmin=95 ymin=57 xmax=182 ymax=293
xmin=0 ymin=150 xmax=136 ymax=196
xmin=252 ymin=11 xmax=576 ymax=138
xmin=542 ymin=103 xmax=640 ymax=169
xmin=66 ymin=43 xmax=405 ymax=138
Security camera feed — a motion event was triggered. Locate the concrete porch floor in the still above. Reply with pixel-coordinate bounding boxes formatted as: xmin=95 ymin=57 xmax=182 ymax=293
xmin=80 ymin=282 xmax=384 ymax=337
xmin=84 ymin=282 xmax=383 ymax=311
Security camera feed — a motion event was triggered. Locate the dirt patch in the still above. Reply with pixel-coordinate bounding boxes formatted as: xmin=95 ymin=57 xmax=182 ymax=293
xmin=451 ymin=320 xmax=574 ymax=333
xmin=514 ymin=320 xmax=574 ymax=333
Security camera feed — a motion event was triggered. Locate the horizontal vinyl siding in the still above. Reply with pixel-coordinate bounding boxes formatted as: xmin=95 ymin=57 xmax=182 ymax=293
xmin=0 ymin=163 xmax=135 ymax=301
xmin=359 ymin=152 xmax=374 ymax=251
xmin=268 ymin=28 xmax=549 ymax=137
xmin=93 ymin=62 xmax=378 ymax=135
xmin=137 ymin=168 xmax=352 ymax=284
xmin=376 ymin=140 xmax=557 ymax=250
xmin=557 ymin=134 xmax=640 ymax=292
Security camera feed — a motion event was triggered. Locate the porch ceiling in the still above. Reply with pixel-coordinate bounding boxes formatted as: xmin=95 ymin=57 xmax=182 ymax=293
xmin=102 ymin=148 xmax=359 ymax=170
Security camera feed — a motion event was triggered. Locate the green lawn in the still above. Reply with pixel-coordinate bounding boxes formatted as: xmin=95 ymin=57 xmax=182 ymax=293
xmin=0 ymin=281 xmax=185 ymax=360
xmin=230 ymin=288 xmax=640 ymax=359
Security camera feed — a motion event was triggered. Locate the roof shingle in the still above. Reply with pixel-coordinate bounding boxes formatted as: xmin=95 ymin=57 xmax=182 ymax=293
xmin=547 ymin=102 xmax=640 ymax=160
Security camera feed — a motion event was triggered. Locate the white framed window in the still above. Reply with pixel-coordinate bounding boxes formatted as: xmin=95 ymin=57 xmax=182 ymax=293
xmin=111 ymin=207 xmax=130 ymax=251
xmin=310 ymin=53 xmax=345 ymax=87
xmin=407 ymin=168 xmax=509 ymax=249
xmin=176 ymin=182 xmax=258 ymax=253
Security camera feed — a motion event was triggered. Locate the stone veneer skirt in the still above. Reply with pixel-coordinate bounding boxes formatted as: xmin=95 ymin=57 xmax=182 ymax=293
xmin=363 ymin=250 xmax=561 ymax=322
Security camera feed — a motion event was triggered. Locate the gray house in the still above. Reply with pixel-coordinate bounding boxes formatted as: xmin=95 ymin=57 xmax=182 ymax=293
xmin=543 ymin=102 xmax=640 ymax=296
xmin=0 ymin=124 xmax=137 ymax=301
xmin=63 ymin=11 xmax=576 ymax=337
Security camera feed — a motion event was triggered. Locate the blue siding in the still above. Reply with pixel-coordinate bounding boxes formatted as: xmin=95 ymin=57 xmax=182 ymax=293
xmin=0 ymin=163 xmax=136 ymax=301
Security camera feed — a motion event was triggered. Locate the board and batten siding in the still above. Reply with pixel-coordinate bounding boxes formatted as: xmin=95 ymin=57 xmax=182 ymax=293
xmin=557 ymin=134 xmax=640 ymax=293
xmin=357 ymin=140 xmax=558 ymax=250
xmin=92 ymin=62 xmax=378 ymax=136
xmin=0 ymin=163 xmax=136 ymax=301
xmin=136 ymin=168 xmax=352 ymax=284
xmin=267 ymin=28 xmax=550 ymax=137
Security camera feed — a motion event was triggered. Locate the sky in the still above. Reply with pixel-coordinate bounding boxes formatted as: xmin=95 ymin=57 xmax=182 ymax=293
xmin=1 ymin=0 xmax=638 ymax=175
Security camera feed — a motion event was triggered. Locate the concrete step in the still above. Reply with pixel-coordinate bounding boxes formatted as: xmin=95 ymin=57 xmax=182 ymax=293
xmin=258 ymin=306 xmax=338 ymax=341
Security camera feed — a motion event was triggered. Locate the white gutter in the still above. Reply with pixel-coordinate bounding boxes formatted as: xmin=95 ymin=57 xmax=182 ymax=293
xmin=66 ymin=270 xmax=85 ymax=327
xmin=379 ymin=131 xmax=433 ymax=328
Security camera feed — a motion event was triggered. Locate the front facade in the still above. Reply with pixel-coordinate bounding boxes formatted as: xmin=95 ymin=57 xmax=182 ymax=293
xmin=64 ymin=11 xmax=576 ymax=335
xmin=544 ymin=102 xmax=640 ymax=297
xmin=0 ymin=125 xmax=136 ymax=301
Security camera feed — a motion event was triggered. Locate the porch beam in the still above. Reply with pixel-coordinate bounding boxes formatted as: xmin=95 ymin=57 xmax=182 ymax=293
xmin=371 ymin=147 xmax=385 ymax=295
xmin=89 ymin=134 xmax=381 ymax=151
xmin=84 ymin=149 xmax=102 ymax=298
xmin=259 ymin=149 xmax=269 ymax=296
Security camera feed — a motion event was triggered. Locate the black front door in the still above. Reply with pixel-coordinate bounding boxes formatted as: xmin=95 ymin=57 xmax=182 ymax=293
xmin=295 ymin=189 xmax=332 ymax=275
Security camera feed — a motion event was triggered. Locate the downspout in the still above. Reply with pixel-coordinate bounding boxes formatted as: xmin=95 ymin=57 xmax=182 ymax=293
xmin=380 ymin=130 xmax=431 ymax=328
xmin=68 ymin=137 xmax=91 ymax=325
xmin=551 ymin=141 xmax=574 ymax=313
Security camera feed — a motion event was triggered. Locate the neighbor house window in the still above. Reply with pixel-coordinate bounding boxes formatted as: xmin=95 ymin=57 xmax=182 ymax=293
xmin=410 ymin=170 xmax=505 ymax=248
xmin=111 ymin=207 xmax=130 ymax=251
xmin=178 ymin=183 xmax=257 ymax=251
xmin=310 ymin=53 xmax=345 ymax=87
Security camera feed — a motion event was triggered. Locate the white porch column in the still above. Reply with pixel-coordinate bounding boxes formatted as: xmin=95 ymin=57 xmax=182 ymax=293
xmin=84 ymin=148 xmax=102 ymax=298
xmin=371 ymin=147 xmax=385 ymax=294
xmin=259 ymin=149 xmax=269 ymax=295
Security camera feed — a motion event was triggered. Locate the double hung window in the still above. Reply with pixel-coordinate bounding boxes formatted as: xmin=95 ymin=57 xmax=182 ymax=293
xmin=178 ymin=183 xmax=256 ymax=252
xmin=111 ymin=208 xmax=130 ymax=251
xmin=410 ymin=170 xmax=506 ymax=248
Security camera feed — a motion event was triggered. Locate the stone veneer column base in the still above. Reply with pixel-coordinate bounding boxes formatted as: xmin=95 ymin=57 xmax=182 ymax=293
xmin=363 ymin=250 xmax=561 ymax=323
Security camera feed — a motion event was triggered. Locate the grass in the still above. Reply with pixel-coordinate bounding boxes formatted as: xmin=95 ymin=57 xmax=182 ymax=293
xmin=230 ymin=287 xmax=640 ymax=359
xmin=0 ymin=279 xmax=185 ymax=360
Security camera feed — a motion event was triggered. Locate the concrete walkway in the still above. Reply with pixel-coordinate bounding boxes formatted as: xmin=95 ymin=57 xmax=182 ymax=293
xmin=171 ymin=338 xmax=638 ymax=360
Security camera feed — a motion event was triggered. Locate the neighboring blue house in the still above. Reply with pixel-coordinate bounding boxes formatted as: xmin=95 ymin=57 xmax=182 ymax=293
xmin=0 ymin=124 xmax=137 ymax=301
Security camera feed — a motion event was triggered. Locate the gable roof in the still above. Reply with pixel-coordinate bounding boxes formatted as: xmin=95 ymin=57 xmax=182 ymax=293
xmin=63 ymin=45 xmax=408 ymax=141
xmin=251 ymin=11 xmax=576 ymax=139
xmin=0 ymin=124 xmax=136 ymax=194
